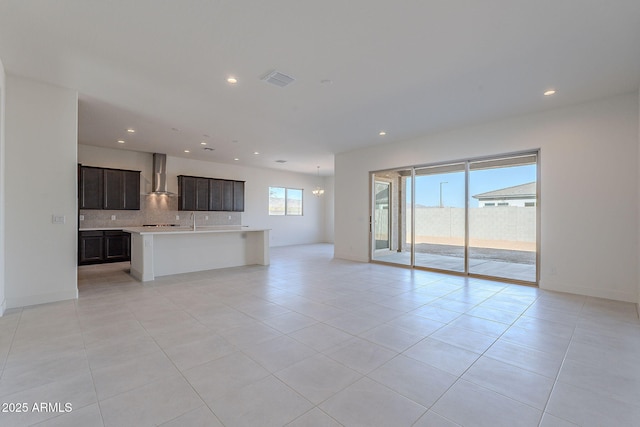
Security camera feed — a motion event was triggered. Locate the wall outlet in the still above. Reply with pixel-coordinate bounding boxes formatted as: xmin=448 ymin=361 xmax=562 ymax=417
xmin=111 ymin=215 xmax=116 ymax=220
xmin=79 ymin=215 xmax=84 ymax=221
xmin=228 ymin=215 xmax=232 ymax=220
xmin=205 ymin=215 xmax=209 ymax=220
xmin=176 ymin=215 xmax=180 ymax=220
xmin=51 ymin=215 xmax=65 ymax=224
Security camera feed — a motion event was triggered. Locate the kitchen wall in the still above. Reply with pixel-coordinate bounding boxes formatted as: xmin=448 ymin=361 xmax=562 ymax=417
xmin=78 ymin=144 xmax=332 ymax=246
xmin=0 ymin=57 xmax=6 ymax=315
xmin=335 ymin=92 xmax=640 ymax=303
xmin=79 ymin=196 xmax=242 ymax=229
xmin=4 ymin=74 xmax=78 ymax=309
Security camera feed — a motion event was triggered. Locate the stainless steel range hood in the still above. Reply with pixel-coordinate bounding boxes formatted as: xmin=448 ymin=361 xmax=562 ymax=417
xmin=150 ymin=153 xmax=174 ymax=195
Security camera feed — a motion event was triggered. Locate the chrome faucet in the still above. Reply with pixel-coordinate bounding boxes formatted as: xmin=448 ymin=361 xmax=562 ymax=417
xmin=191 ymin=212 xmax=196 ymax=231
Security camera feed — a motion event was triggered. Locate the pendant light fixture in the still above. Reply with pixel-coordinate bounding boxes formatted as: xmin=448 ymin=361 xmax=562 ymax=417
xmin=312 ymin=166 xmax=325 ymax=197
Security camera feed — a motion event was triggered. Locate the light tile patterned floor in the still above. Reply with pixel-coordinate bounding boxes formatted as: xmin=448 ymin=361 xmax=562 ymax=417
xmin=1 ymin=244 xmax=639 ymax=426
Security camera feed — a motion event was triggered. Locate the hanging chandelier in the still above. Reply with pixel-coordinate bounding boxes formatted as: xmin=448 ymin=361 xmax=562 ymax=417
xmin=312 ymin=166 xmax=324 ymax=197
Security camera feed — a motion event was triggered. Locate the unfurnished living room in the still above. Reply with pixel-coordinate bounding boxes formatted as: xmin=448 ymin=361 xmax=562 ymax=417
xmin=0 ymin=1 xmax=639 ymax=426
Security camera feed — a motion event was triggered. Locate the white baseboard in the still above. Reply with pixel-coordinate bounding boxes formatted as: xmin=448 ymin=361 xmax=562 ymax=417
xmin=6 ymin=289 xmax=78 ymax=310
xmin=333 ymin=251 xmax=368 ymax=263
xmin=539 ymin=279 xmax=637 ymax=303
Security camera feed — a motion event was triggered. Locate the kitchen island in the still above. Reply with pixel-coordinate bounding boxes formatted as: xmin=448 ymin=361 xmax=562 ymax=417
xmin=123 ymin=226 xmax=270 ymax=281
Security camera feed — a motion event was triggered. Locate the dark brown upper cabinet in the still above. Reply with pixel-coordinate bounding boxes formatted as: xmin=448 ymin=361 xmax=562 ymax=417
xmin=209 ymin=179 xmax=224 ymax=211
xmin=178 ymin=175 xmax=245 ymax=212
xmin=79 ymin=166 xmax=104 ymax=209
xmin=178 ymin=175 xmax=210 ymax=211
xmin=79 ymin=165 xmax=140 ymax=210
xmin=233 ymin=181 xmax=245 ymax=212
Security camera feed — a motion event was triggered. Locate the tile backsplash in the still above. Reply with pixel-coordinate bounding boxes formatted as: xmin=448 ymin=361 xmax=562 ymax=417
xmin=79 ymin=195 xmax=241 ymax=229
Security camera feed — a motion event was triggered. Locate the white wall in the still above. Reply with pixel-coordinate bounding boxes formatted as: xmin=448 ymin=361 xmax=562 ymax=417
xmin=336 ymin=92 xmax=639 ymax=303
xmin=0 ymin=57 xmax=6 ymax=315
xmin=78 ymin=145 xmax=331 ymax=247
xmin=324 ymin=175 xmax=335 ymax=243
xmin=5 ymin=75 xmax=78 ymax=308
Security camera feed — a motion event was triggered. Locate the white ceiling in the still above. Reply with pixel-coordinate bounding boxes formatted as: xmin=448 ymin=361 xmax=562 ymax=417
xmin=1 ymin=1 xmax=639 ymax=175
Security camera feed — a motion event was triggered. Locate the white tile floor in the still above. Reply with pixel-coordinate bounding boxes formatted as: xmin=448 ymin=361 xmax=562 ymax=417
xmin=1 ymin=243 xmax=639 ymax=426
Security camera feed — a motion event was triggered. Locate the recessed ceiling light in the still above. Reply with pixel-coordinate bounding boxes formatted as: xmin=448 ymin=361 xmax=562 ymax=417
xmin=234 ymin=158 xmax=239 ymax=161
xmin=379 ymin=131 xmax=387 ymax=136
xmin=227 ymin=76 xmax=238 ymax=84
xmin=200 ymin=142 xmax=207 ymax=145
xmin=253 ymin=151 xmax=260 ymax=155
xmin=544 ymin=89 xmax=556 ymax=96
xmin=117 ymin=140 xmax=125 ymax=144
xmin=127 ymin=128 xmax=135 ymax=133
xmin=184 ymin=150 xmax=190 ymax=153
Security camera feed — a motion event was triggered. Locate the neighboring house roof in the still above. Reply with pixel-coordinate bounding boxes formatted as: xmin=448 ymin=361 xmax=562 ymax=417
xmin=473 ymin=182 xmax=536 ymax=200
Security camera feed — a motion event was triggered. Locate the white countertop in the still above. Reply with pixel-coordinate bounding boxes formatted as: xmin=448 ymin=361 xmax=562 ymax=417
xmin=123 ymin=226 xmax=269 ymax=235
xmin=79 ymin=227 xmax=131 ymax=231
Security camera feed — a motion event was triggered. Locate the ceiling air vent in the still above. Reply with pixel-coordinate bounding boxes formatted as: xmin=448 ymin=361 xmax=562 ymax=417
xmin=275 ymin=160 xmax=287 ymax=163
xmin=262 ymin=70 xmax=295 ymax=88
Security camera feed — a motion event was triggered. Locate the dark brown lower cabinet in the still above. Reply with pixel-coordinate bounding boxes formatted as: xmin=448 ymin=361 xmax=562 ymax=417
xmin=78 ymin=231 xmax=104 ymax=264
xmin=79 ymin=230 xmax=131 ymax=265
xmin=104 ymin=231 xmax=131 ymax=261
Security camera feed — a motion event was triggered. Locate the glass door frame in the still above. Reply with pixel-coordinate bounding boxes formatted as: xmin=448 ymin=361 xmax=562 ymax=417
xmin=369 ymin=149 xmax=540 ymax=286
xmin=373 ymin=180 xmax=392 ymax=252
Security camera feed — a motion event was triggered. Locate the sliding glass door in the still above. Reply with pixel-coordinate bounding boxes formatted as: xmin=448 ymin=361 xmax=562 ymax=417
xmin=371 ymin=168 xmax=412 ymax=266
xmin=370 ymin=152 xmax=538 ymax=284
xmin=413 ymin=163 xmax=466 ymax=273
xmin=374 ymin=181 xmax=391 ymax=251
xmin=468 ymin=155 xmax=537 ymax=282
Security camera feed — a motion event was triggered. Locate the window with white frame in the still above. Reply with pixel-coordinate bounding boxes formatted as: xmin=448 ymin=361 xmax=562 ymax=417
xmin=269 ymin=187 xmax=303 ymax=215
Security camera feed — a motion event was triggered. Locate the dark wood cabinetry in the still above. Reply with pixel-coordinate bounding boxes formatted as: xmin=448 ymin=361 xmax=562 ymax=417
xmin=79 ymin=167 xmax=104 ymax=209
xmin=79 ymin=230 xmax=131 ymax=265
xmin=123 ymin=171 xmax=140 ymax=209
xmin=104 ymin=231 xmax=131 ymax=261
xmin=209 ymin=179 xmax=224 ymax=211
xmin=233 ymin=181 xmax=245 ymax=211
xmin=178 ymin=175 xmax=245 ymax=212
xmin=104 ymin=169 xmax=123 ymax=209
xmin=196 ymin=177 xmax=210 ymax=211
xmin=78 ymin=231 xmax=104 ymax=264
xmin=178 ymin=176 xmax=211 ymax=211
xmin=222 ymin=180 xmax=234 ymax=211
xmin=79 ymin=165 xmax=140 ymax=210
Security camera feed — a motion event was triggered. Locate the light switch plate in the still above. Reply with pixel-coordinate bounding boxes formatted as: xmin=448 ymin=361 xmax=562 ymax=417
xmin=111 ymin=215 xmax=116 ymax=220
xmin=52 ymin=215 xmax=65 ymax=224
